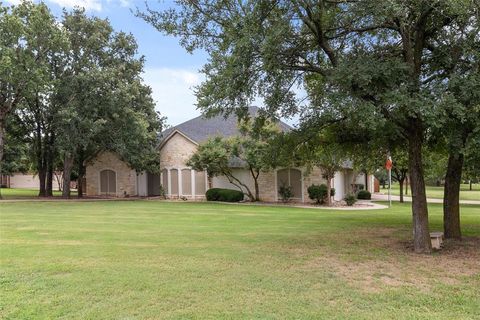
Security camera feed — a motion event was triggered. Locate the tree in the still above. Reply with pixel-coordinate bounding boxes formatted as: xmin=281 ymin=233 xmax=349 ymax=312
xmin=54 ymin=9 xmax=162 ymax=198
xmin=391 ymin=151 xmax=409 ymax=203
xmin=188 ymin=119 xmax=280 ymax=201
xmin=463 ymin=135 xmax=480 ymax=191
xmin=436 ymin=73 xmax=480 ymax=239
xmin=188 ymin=136 xmax=257 ymax=200
xmin=2 ymin=3 xmax=163 ymax=199
xmin=0 ymin=2 xmax=63 ymax=194
xmin=140 ymin=1 xmax=476 ymax=252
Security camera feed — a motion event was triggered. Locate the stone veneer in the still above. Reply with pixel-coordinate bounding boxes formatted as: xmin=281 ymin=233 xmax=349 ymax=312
xmin=160 ymin=132 xmax=198 ymax=169
xmin=86 ymin=151 xmax=137 ymax=197
xmin=302 ymin=167 xmax=328 ymax=201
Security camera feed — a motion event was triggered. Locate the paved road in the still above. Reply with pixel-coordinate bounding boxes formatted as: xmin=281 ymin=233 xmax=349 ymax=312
xmin=372 ymin=193 xmax=480 ymax=205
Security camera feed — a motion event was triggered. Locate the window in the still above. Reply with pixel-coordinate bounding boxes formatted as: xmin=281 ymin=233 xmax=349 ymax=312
xmin=100 ymin=170 xmax=116 ymax=195
xmin=170 ymin=169 xmax=179 ymax=196
xmin=181 ymin=169 xmax=192 ymax=195
xmin=161 ymin=169 xmax=168 ymax=193
xmin=194 ymin=170 xmax=206 ymax=196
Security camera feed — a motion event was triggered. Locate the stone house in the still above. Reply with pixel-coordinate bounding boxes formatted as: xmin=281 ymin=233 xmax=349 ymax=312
xmin=85 ymin=107 xmax=374 ymax=201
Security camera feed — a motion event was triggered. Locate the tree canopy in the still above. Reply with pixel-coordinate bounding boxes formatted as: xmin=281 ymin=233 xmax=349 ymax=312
xmin=140 ymin=0 xmax=480 ymax=253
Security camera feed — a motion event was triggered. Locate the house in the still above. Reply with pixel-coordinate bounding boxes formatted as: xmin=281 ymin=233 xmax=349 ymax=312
xmin=0 ymin=172 xmax=61 ymax=190
xmin=85 ymin=107 xmax=374 ymax=201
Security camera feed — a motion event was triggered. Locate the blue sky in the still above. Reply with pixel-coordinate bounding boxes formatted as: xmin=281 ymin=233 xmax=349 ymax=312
xmin=6 ymin=0 xmax=209 ymax=126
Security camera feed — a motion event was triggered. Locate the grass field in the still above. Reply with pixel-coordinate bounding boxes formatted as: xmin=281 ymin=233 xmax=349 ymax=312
xmin=0 ymin=188 xmax=62 ymax=199
xmin=1 ymin=201 xmax=479 ymax=319
xmin=378 ymin=183 xmax=480 ymax=201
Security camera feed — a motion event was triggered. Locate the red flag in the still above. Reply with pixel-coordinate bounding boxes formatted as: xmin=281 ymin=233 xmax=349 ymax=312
xmin=385 ymin=157 xmax=393 ymax=170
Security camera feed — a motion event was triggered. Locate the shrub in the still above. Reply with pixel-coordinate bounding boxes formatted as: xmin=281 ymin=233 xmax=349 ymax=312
xmin=205 ymin=188 xmax=244 ymax=202
xmin=278 ymin=184 xmax=294 ymax=202
xmin=344 ymin=193 xmax=357 ymax=206
xmin=159 ymin=185 xmax=167 ymax=199
xmin=357 ymin=190 xmax=371 ymax=200
xmin=307 ymin=184 xmax=336 ymax=204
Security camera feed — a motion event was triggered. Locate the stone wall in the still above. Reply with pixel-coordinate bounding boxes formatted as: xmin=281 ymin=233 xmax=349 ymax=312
xmin=160 ymin=132 xmax=198 ymax=169
xmin=302 ymin=167 xmax=328 ymax=202
xmin=86 ymin=151 xmax=137 ymax=197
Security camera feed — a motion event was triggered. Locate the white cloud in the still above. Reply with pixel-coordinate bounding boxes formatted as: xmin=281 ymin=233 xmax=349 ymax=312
xmin=4 ymin=0 xmax=23 ymax=5
xmin=47 ymin=0 xmax=103 ymax=11
xmin=142 ymin=67 xmax=204 ymax=127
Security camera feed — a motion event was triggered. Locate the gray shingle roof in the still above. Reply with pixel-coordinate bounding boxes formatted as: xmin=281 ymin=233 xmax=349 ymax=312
xmin=159 ymin=106 xmax=291 ymax=145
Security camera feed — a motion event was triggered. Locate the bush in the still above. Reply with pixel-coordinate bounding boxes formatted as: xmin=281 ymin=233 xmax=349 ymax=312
xmin=307 ymin=184 xmax=336 ymax=204
xmin=278 ymin=184 xmax=294 ymax=202
xmin=357 ymin=190 xmax=371 ymax=200
xmin=205 ymin=188 xmax=244 ymax=202
xmin=344 ymin=193 xmax=357 ymax=206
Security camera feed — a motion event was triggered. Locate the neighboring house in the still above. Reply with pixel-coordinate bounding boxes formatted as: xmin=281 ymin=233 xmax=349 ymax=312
xmin=85 ymin=107 xmax=374 ymax=201
xmin=0 ymin=172 xmax=61 ymax=190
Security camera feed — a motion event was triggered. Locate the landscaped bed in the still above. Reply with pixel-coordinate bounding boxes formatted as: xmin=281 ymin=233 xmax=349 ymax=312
xmin=1 ymin=200 xmax=479 ymax=319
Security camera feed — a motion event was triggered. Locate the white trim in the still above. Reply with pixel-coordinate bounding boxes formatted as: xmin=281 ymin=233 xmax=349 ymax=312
xmin=167 ymin=169 xmax=172 ymax=196
xmin=158 ymin=129 xmax=199 ymax=150
xmin=178 ymin=168 xmax=183 ymax=196
xmin=205 ymin=170 xmax=209 ymax=191
xmin=191 ymin=169 xmax=195 ymax=197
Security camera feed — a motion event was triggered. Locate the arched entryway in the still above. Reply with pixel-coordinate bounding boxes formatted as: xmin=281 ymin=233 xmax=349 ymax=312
xmin=277 ymin=168 xmax=302 ymax=200
xmin=100 ymin=169 xmax=116 ymax=196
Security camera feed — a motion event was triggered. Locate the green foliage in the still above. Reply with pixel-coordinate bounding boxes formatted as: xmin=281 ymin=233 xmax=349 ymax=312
xmin=278 ymin=184 xmax=293 ymax=203
xmin=307 ymin=184 xmax=335 ymax=204
xmin=188 ymin=119 xmax=281 ymax=201
xmin=1 ymin=2 xmax=163 ymax=197
xmin=140 ymin=0 xmax=480 ymax=250
xmin=344 ymin=194 xmax=357 ymax=206
xmin=205 ymin=188 xmax=243 ymax=202
xmin=357 ymin=190 xmax=371 ymax=200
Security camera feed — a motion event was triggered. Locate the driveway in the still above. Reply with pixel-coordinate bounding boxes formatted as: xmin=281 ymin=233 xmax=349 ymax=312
xmin=372 ymin=193 xmax=480 ymax=205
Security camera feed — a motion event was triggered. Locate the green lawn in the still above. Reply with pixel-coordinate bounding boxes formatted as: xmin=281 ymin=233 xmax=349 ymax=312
xmin=378 ymin=183 xmax=480 ymax=201
xmin=1 ymin=201 xmax=479 ymax=319
xmin=0 ymin=188 xmax=62 ymax=199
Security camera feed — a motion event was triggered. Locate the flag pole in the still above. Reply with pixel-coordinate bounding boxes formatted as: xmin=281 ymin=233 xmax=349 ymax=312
xmin=388 ymin=166 xmax=391 ymax=207
xmin=385 ymin=155 xmax=392 ymax=208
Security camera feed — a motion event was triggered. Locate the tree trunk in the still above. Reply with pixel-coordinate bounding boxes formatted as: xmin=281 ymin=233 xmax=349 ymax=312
xmin=364 ymin=170 xmax=368 ymax=191
xmin=249 ymin=167 xmax=260 ymax=201
xmin=405 ymin=176 xmax=409 ymax=195
xmin=443 ymin=152 xmax=463 ymax=240
xmin=46 ymin=165 xmax=53 ymax=197
xmin=253 ymin=177 xmax=259 ymax=201
xmin=399 ymin=178 xmax=404 ymax=203
xmin=470 ymin=180 xmax=472 ymax=191
xmin=62 ymin=153 xmax=74 ymax=199
xmin=45 ymin=131 xmax=55 ymax=196
xmin=77 ymin=150 xmax=85 ymax=198
xmin=326 ymin=176 xmax=332 ymax=206
xmin=407 ymin=122 xmax=432 ymax=253
xmin=35 ymin=120 xmax=47 ymax=197
xmin=38 ymin=168 xmax=47 ymax=197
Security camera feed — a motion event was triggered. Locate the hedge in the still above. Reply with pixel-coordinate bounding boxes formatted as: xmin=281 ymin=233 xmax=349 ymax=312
xmin=205 ymin=188 xmax=244 ymax=202
xmin=357 ymin=190 xmax=372 ymax=200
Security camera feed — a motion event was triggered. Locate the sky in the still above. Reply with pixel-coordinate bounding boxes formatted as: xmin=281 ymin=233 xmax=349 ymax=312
xmin=5 ymin=0 xmax=209 ymax=126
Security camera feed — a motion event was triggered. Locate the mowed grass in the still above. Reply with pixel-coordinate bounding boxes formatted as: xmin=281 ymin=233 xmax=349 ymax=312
xmin=1 ymin=201 xmax=479 ymax=319
xmin=378 ymin=183 xmax=480 ymax=201
xmin=0 ymin=188 xmax=62 ymax=199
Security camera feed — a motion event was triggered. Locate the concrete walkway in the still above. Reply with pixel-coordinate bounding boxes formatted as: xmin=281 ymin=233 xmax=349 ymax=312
xmin=372 ymin=193 xmax=480 ymax=205
xmin=226 ymin=200 xmax=389 ymax=210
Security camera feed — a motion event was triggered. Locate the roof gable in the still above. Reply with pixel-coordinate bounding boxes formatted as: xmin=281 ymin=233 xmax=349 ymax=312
xmin=159 ymin=106 xmax=291 ymax=144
